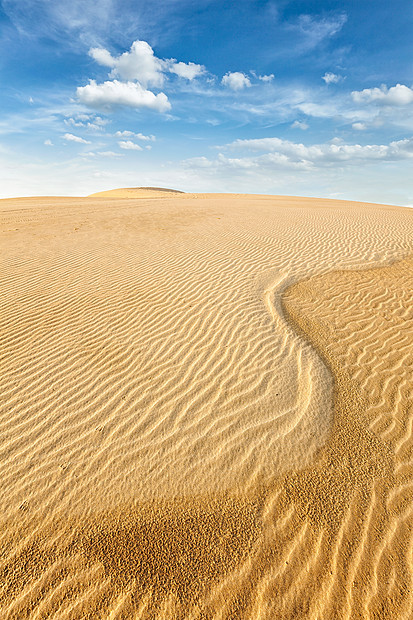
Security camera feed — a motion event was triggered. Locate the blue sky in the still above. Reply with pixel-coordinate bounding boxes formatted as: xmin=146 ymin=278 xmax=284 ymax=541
xmin=1 ymin=0 xmax=413 ymax=204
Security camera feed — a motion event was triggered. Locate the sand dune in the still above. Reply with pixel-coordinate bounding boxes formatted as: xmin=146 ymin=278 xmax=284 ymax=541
xmin=0 ymin=191 xmax=412 ymax=617
xmin=87 ymin=187 xmax=185 ymax=198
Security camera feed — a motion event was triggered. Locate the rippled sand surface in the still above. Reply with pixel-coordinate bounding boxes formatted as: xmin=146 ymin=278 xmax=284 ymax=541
xmin=1 ymin=191 xmax=412 ymax=618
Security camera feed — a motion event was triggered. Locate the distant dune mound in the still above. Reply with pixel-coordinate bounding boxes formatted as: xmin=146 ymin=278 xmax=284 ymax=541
xmin=87 ymin=187 xmax=185 ymax=198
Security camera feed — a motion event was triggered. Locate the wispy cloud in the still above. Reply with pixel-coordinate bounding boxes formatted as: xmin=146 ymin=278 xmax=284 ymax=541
xmin=291 ymin=120 xmax=309 ymax=130
xmin=287 ymin=13 xmax=347 ymax=51
xmin=63 ymin=132 xmax=91 ymax=144
xmin=96 ymin=150 xmax=123 ymax=157
xmin=1 ymin=0 xmax=199 ymax=49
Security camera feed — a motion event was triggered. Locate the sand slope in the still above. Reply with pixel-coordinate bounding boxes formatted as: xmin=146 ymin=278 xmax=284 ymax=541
xmin=0 ymin=192 xmax=412 ymax=617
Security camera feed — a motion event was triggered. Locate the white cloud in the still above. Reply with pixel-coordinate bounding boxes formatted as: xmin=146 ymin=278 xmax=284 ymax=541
xmin=291 ymin=120 xmax=309 ymax=130
xmin=352 ymin=84 xmax=413 ymax=106
xmin=169 ymin=61 xmax=205 ymax=80
xmin=89 ymin=40 xmax=205 ymax=88
xmin=224 ymin=135 xmax=413 ymax=166
xmin=44 ymin=139 xmax=53 ymax=146
xmin=90 ymin=40 xmax=165 ymax=88
xmin=118 ymin=140 xmax=143 ymax=150
xmin=249 ymin=70 xmax=274 ymax=83
xmin=322 ymin=72 xmax=341 ymax=84
xmin=77 ymin=79 xmax=171 ymax=112
xmin=352 ymin=122 xmax=366 ymax=130
xmin=258 ymin=73 xmax=274 ymax=82
xmin=89 ymin=47 xmax=116 ymax=68
xmin=222 ymin=72 xmax=251 ymax=91
xmin=63 ymin=132 xmax=91 ymax=144
xmin=114 ymin=130 xmax=155 ymax=141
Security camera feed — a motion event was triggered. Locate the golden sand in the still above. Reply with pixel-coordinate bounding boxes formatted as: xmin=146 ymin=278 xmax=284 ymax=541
xmin=0 ymin=191 xmax=412 ymax=617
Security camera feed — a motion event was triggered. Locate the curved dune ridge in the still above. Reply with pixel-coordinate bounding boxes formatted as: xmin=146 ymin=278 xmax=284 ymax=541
xmin=0 ymin=192 xmax=412 ymax=617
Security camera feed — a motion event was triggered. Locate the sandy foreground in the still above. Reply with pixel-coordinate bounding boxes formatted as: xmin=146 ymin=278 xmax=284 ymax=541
xmin=1 ymin=189 xmax=412 ymax=618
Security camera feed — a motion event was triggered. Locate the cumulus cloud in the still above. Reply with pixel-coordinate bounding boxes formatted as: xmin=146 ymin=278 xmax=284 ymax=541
xmin=169 ymin=61 xmax=205 ymax=80
xmin=44 ymin=139 xmax=53 ymax=146
xmin=89 ymin=47 xmax=116 ymax=68
xmin=89 ymin=40 xmax=205 ymax=87
xmin=224 ymin=135 xmax=413 ymax=166
xmin=118 ymin=140 xmax=143 ymax=150
xmin=322 ymin=72 xmax=341 ymax=84
xmin=114 ymin=130 xmax=155 ymax=141
xmin=222 ymin=72 xmax=251 ymax=91
xmin=352 ymin=84 xmax=413 ymax=106
xmin=90 ymin=40 xmax=165 ymax=88
xmin=63 ymin=133 xmax=91 ymax=144
xmin=77 ymin=80 xmax=171 ymax=112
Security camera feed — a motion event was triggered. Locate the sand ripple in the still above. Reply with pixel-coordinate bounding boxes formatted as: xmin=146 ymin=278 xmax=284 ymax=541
xmin=0 ymin=193 xmax=412 ymax=617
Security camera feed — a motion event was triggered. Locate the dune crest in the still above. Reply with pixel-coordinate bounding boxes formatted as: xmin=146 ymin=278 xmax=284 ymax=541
xmin=87 ymin=187 xmax=185 ymax=198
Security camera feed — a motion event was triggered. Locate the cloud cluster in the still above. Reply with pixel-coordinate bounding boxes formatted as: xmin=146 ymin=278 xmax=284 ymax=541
xmin=90 ymin=41 xmax=164 ymax=87
xmin=77 ymin=79 xmax=171 ymax=112
xmin=352 ymin=84 xmax=413 ymax=106
xmin=90 ymin=40 xmax=205 ymax=86
xmin=222 ymin=135 xmax=413 ymax=167
xmin=81 ymin=39 xmax=206 ymax=112
xmin=64 ymin=113 xmax=109 ymax=130
xmin=81 ymin=38 xmax=275 ymax=111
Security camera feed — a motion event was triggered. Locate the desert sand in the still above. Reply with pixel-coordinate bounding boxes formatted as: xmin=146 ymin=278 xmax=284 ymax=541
xmin=0 ymin=189 xmax=412 ymax=618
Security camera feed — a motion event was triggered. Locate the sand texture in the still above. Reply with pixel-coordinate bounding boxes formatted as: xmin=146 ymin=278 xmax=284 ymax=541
xmin=0 ymin=192 xmax=412 ymax=618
